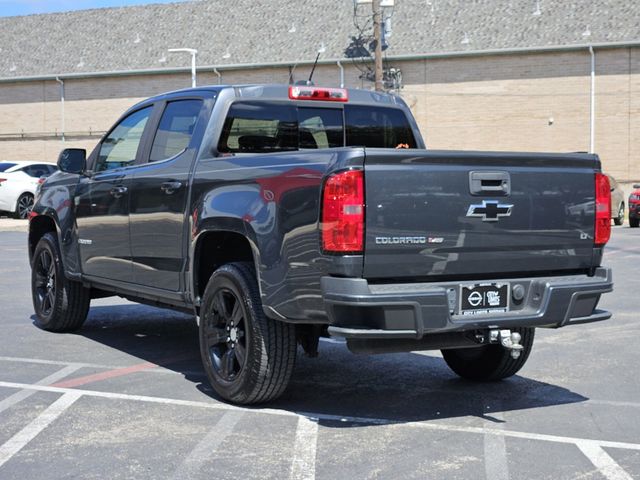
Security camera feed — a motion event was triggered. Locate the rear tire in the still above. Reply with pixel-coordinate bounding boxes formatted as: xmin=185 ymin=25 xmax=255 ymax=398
xmin=199 ymin=262 xmax=297 ymax=404
xmin=14 ymin=193 xmax=34 ymax=219
xmin=630 ymin=217 xmax=639 ymax=228
xmin=442 ymin=327 xmax=535 ymax=381
xmin=31 ymin=233 xmax=91 ymax=332
xmin=613 ymin=203 xmax=624 ymax=226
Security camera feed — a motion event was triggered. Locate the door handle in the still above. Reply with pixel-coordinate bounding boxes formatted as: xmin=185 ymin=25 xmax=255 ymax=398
xmin=469 ymin=171 xmax=510 ymax=196
xmin=161 ymin=181 xmax=183 ymax=195
xmin=109 ymin=186 xmax=128 ymax=198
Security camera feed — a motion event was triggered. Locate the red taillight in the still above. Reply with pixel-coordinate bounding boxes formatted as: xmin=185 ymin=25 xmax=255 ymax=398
xmin=0 ymin=178 xmax=6 ymax=184
xmin=321 ymin=170 xmax=364 ymax=254
xmin=289 ymin=86 xmax=348 ymax=102
xmin=595 ymin=172 xmax=611 ymax=246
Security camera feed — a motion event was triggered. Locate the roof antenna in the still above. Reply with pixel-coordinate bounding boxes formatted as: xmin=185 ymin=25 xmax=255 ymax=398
xmin=304 ymin=44 xmax=326 ymax=86
xmin=306 ymin=52 xmax=321 ymax=86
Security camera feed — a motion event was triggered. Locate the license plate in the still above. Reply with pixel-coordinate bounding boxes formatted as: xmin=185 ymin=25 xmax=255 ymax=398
xmin=460 ymin=283 xmax=509 ymax=315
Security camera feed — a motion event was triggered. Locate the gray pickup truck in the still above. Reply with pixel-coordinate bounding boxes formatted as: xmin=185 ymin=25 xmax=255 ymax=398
xmin=29 ymin=84 xmax=613 ymax=404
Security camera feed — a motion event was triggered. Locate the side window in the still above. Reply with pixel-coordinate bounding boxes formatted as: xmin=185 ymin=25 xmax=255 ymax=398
xmin=21 ymin=166 xmax=35 ymax=177
xmin=345 ymin=105 xmax=416 ymax=149
xmin=22 ymin=165 xmax=49 ymax=178
xmin=32 ymin=164 xmax=50 ymax=177
xmin=218 ymin=102 xmax=297 ymax=154
xmin=297 ymin=108 xmax=344 ymax=149
xmin=149 ymin=100 xmax=203 ymax=162
xmin=96 ymin=107 xmax=152 ymax=172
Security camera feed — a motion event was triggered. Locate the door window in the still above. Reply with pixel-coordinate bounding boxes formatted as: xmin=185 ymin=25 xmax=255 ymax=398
xmin=149 ymin=100 xmax=203 ymax=162
xmin=96 ymin=107 xmax=152 ymax=172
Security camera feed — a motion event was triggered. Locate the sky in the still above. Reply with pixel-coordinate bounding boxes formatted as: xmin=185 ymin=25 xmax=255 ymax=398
xmin=0 ymin=0 xmax=192 ymax=17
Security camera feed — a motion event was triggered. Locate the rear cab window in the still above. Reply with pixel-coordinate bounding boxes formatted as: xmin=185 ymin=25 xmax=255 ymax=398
xmin=345 ymin=105 xmax=417 ymax=149
xmin=218 ymin=102 xmax=297 ymax=154
xmin=217 ymin=100 xmax=415 ymax=154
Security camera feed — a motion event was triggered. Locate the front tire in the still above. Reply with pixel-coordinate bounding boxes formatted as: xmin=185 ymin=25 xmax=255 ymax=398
xmin=442 ymin=327 xmax=535 ymax=381
xmin=614 ymin=203 xmax=624 ymax=226
xmin=199 ymin=262 xmax=296 ymax=404
xmin=14 ymin=193 xmax=34 ymax=219
xmin=31 ymin=233 xmax=91 ymax=332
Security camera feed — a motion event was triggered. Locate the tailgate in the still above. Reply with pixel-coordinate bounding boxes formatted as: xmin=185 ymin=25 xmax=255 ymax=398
xmin=363 ymin=149 xmax=599 ymax=280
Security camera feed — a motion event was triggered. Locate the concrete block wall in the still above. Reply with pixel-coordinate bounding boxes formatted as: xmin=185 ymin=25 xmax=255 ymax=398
xmin=0 ymin=48 xmax=638 ymax=184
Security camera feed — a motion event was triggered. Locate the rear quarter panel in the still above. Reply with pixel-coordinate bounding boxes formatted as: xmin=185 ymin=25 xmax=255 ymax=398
xmin=190 ymin=148 xmax=365 ymax=321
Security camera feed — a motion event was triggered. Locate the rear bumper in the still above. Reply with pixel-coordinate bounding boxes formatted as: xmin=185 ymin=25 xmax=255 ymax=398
xmin=322 ymin=268 xmax=613 ymax=339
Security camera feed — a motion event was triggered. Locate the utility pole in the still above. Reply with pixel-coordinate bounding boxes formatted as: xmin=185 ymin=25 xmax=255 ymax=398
xmin=372 ymin=0 xmax=383 ymax=91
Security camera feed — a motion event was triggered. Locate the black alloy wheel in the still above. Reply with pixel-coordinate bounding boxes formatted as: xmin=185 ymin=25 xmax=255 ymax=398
xmin=199 ymin=262 xmax=297 ymax=404
xmin=16 ymin=193 xmax=34 ymax=219
xmin=203 ymin=288 xmax=248 ymax=382
xmin=31 ymin=232 xmax=90 ymax=332
xmin=33 ymin=248 xmax=56 ymax=316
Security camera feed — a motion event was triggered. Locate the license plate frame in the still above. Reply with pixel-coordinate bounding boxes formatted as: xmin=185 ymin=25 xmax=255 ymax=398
xmin=459 ymin=282 xmax=510 ymax=315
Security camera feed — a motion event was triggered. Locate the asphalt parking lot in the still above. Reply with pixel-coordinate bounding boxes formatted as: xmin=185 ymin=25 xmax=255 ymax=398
xmin=0 ymin=224 xmax=639 ymax=480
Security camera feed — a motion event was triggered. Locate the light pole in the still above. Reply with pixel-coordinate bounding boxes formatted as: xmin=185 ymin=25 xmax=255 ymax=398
xmin=168 ymin=48 xmax=198 ymax=87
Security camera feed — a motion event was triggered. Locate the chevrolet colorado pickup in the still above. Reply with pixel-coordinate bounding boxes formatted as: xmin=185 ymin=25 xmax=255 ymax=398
xmin=29 ymin=84 xmax=613 ymax=404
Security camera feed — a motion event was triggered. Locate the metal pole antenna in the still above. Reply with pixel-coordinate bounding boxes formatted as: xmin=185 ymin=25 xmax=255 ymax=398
xmin=372 ymin=0 xmax=383 ymax=91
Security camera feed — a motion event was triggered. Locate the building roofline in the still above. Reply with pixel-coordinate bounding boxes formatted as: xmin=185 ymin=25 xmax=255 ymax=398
xmin=1 ymin=40 xmax=639 ymax=84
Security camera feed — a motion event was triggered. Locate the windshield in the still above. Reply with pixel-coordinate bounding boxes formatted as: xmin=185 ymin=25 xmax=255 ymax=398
xmin=0 ymin=162 xmax=17 ymax=172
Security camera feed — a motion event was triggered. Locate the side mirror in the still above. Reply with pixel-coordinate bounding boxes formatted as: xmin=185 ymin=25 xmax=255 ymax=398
xmin=633 ymin=184 xmax=640 ymax=189
xmin=57 ymin=148 xmax=86 ymax=174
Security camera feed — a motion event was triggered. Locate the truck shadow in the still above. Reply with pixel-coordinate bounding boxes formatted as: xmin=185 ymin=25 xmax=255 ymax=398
xmin=75 ymin=303 xmax=588 ymax=426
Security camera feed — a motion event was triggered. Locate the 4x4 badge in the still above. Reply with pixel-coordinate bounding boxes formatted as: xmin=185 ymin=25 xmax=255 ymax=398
xmin=466 ymin=200 xmax=513 ymax=222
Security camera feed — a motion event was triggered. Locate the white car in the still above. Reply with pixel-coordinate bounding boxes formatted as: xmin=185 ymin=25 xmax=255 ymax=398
xmin=0 ymin=161 xmax=58 ymax=219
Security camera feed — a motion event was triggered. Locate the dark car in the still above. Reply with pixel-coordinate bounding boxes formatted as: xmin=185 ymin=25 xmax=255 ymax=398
xmin=607 ymin=174 xmax=625 ymax=226
xmin=629 ymin=184 xmax=640 ymax=228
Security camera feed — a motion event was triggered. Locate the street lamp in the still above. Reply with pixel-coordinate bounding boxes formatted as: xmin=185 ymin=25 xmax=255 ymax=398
xmin=168 ymin=48 xmax=198 ymax=87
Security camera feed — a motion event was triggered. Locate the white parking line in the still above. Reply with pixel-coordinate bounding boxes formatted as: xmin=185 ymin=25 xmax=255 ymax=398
xmin=290 ymin=416 xmax=319 ymax=480
xmin=0 ymin=392 xmax=81 ymax=468
xmin=1 ymin=380 xmax=640 ymax=454
xmin=0 ymin=381 xmax=640 ymax=480
xmin=0 ymin=365 xmax=81 ymax=414
xmin=170 ymin=410 xmax=245 ymax=479
xmin=576 ymin=442 xmax=634 ymax=480
xmin=483 ymin=401 xmax=509 ymax=480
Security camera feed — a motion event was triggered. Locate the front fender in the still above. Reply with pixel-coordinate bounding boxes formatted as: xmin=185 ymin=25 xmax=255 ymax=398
xmin=30 ymin=174 xmax=82 ymax=278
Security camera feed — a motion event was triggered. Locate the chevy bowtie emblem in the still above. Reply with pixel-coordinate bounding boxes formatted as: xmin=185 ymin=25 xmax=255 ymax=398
xmin=466 ymin=200 xmax=513 ymax=222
